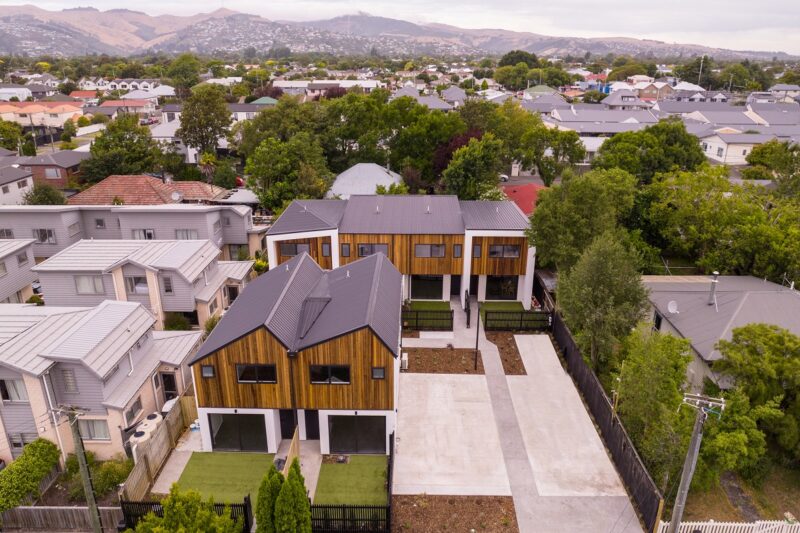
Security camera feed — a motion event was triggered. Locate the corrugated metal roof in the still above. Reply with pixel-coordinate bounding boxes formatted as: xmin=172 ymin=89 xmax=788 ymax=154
xmin=0 ymin=239 xmax=34 ymax=259
xmin=339 ymin=195 xmax=465 ymax=234
xmin=194 ymin=260 xmax=253 ymax=302
xmin=151 ymin=330 xmax=203 ymax=366
xmin=267 ymin=200 xmax=346 ymax=235
xmin=459 ymin=201 xmax=529 ymax=230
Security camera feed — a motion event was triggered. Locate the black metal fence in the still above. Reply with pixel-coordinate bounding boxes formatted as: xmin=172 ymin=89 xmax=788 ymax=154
xmin=551 ymin=313 xmax=663 ymax=532
xmin=120 ymin=496 xmax=252 ymax=532
xmin=483 ymin=310 xmax=552 ymax=331
xmin=401 ymin=310 xmax=453 ymax=331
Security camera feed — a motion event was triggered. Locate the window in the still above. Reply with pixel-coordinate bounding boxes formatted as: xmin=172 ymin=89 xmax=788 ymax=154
xmin=79 ymin=419 xmax=110 ymax=441
xmin=131 ymin=229 xmax=155 ymax=240
xmin=236 ymin=364 xmax=277 ymax=383
xmin=357 ymin=243 xmax=388 ymax=257
xmin=310 ymin=365 xmax=350 ymax=384
xmin=163 ymin=276 xmax=173 ymax=294
xmin=0 ymin=229 xmax=12 ymax=238
xmin=453 ymin=244 xmax=462 ymax=258
xmin=126 ymin=397 xmax=143 ymax=425
xmin=125 ymin=276 xmax=149 ymax=294
xmin=653 ymin=311 xmax=663 ymax=331
xmin=201 ymin=365 xmax=215 ymax=378
xmin=33 ymin=229 xmax=56 ymax=244
xmin=67 ymin=222 xmax=81 ymax=237
xmin=45 ymin=167 xmax=61 ymax=179
xmin=61 ymin=369 xmax=78 ymax=393
xmin=489 ymin=244 xmax=520 ymax=258
xmin=175 ymin=229 xmax=198 ymax=240
xmin=279 ymin=243 xmax=310 ymax=257
xmin=16 ymin=252 xmax=28 ymax=267
xmin=209 ymin=298 xmax=218 ymax=316
xmin=94 ymin=218 xmax=105 ymax=229
xmin=322 ymin=243 xmax=331 ymax=257
xmin=0 ymin=262 xmax=6 ymax=277
xmin=0 ymin=379 xmax=28 ymax=402
xmin=341 ymin=243 xmax=350 ymax=257
xmin=472 ymin=244 xmax=481 ymax=258
xmin=372 ymin=367 xmax=386 ymax=380
xmin=75 ymin=275 xmax=104 ymax=295
xmin=742 ymin=149 xmax=747 ymax=155
xmin=17 ymin=179 xmax=27 ymax=189
xmin=1 ymin=186 xmax=7 ymax=194
xmin=223 ymin=216 xmax=231 ymax=227
xmin=213 ymin=220 xmax=222 ymax=233
xmin=716 ymin=147 xmax=724 ymax=157
xmin=414 ymin=244 xmax=445 ymax=258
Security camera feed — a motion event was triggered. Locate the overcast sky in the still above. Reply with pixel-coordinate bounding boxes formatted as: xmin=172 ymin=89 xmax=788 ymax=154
xmin=26 ymin=0 xmax=800 ymax=55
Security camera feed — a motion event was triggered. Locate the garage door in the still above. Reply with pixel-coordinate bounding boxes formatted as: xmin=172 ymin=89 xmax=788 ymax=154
xmin=411 ymin=275 xmax=442 ymax=300
xmin=208 ymin=413 xmax=268 ymax=452
xmin=328 ymin=415 xmax=386 ymax=454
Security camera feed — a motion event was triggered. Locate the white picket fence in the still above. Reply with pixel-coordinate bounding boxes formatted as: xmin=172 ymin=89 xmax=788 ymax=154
xmin=658 ymin=521 xmax=800 ymax=533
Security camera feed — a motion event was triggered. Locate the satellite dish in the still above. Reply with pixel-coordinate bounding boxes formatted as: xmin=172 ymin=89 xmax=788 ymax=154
xmin=667 ymin=300 xmax=679 ymax=314
xmin=170 ymin=191 xmax=183 ymax=202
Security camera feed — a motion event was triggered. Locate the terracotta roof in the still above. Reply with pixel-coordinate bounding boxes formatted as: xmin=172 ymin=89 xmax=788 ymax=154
xmin=99 ymin=99 xmax=149 ymax=107
xmin=67 ymin=175 xmax=227 ymax=205
xmin=501 ymin=183 xmax=546 ymax=216
xmin=70 ymin=90 xmax=98 ymax=98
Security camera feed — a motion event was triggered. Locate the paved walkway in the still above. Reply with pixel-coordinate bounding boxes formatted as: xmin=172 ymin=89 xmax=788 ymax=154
xmin=151 ymin=428 xmax=202 ymax=494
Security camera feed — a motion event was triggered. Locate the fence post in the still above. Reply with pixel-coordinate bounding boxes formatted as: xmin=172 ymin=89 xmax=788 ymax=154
xmin=243 ymin=494 xmax=253 ymax=533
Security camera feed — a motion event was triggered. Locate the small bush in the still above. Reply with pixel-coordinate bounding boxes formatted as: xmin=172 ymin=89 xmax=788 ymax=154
xmin=26 ymin=294 xmax=44 ymax=306
xmin=253 ymin=259 xmax=268 ymax=275
xmin=92 ymin=456 xmax=133 ymax=495
xmin=65 ymin=451 xmax=97 ymax=478
xmin=237 ymin=247 xmax=250 ymax=261
xmin=77 ymin=116 xmax=91 ymax=127
xmin=204 ymin=315 xmax=221 ymax=336
xmin=59 ymin=140 xmax=78 ymax=150
xmin=164 ymin=312 xmax=192 ymax=331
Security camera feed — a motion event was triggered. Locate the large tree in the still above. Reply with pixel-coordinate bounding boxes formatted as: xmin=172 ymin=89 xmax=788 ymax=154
xmin=0 ymin=119 xmax=22 ymax=152
xmin=177 ymin=84 xmax=232 ymax=157
xmin=557 ymin=231 xmax=649 ymax=371
xmin=23 ymin=183 xmax=67 ymax=205
xmin=744 ymin=139 xmax=800 ymax=196
xmin=167 ymin=53 xmax=202 ymax=97
xmin=441 ymin=134 xmax=503 ymax=200
xmin=273 ymin=459 xmax=311 ymax=533
xmin=521 ymin=126 xmax=585 ymax=186
xmin=79 ymin=114 xmax=161 ymax=183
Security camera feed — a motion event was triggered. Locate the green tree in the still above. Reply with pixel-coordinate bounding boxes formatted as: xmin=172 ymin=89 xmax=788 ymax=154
xmin=134 ymin=485 xmax=241 ymax=533
xmin=498 ymin=50 xmax=539 ymax=68
xmin=23 ymin=183 xmax=67 ymax=205
xmin=167 ymin=53 xmax=202 ymax=97
xmin=213 ymin=158 xmax=239 ymax=189
xmin=177 ymin=84 xmax=232 ymax=157
xmin=744 ymin=139 xmax=800 ymax=196
xmin=80 ymin=114 xmax=160 ymax=183
xmin=273 ymin=459 xmax=311 ymax=533
xmin=0 ymin=119 xmax=22 ymax=152
xmin=521 ymin=127 xmax=585 ymax=186
xmin=61 ymin=119 xmax=77 ymax=142
xmin=581 ymin=90 xmax=606 ymax=103
xmin=375 ymin=182 xmax=409 ymax=194
xmin=557 ymin=231 xmax=649 ymax=371
xmin=256 ymin=464 xmax=284 ymax=533
xmin=442 ymin=134 xmax=503 ymax=200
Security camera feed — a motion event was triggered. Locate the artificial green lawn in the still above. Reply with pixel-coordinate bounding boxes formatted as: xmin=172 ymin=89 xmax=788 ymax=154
xmin=176 ymin=452 xmax=274 ymax=503
xmin=408 ymin=300 xmax=451 ymax=311
xmin=313 ymin=456 xmax=388 ymax=505
xmin=479 ymin=301 xmax=524 ymax=321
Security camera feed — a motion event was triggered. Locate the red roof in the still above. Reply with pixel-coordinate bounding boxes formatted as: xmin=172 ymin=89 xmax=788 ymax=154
xmin=68 ymin=175 xmax=226 ymax=205
xmin=99 ymin=99 xmax=149 ymax=107
xmin=586 ymin=73 xmax=608 ymax=81
xmin=70 ymin=91 xmax=98 ymax=98
xmin=501 ymin=183 xmax=546 ymax=216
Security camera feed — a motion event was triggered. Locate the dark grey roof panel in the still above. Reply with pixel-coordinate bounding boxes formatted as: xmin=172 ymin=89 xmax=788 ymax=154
xmin=0 ymin=165 xmax=32 ymax=186
xmin=266 ymin=200 xmax=346 ymax=235
xmin=339 ymin=195 xmax=465 ymax=234
xmin=459 ymin=200 xmax=529 ymax=230
xmin=266 ymin=255 xmax=324 ymax=347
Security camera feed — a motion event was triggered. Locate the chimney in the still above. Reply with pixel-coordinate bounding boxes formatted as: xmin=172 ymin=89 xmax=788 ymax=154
xmin=708 ymin=271 xmax=719 ymax=306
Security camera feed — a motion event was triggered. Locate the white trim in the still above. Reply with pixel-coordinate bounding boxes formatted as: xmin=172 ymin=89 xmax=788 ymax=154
xmin=522 ymin=246 xmax=536 ymax=310
xmin=265 ymin=229 xmax=339 ymax=270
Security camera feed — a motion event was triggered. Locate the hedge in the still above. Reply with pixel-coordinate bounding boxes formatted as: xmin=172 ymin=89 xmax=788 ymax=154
xmin=0 ymin=439 xmax=60 ymax=513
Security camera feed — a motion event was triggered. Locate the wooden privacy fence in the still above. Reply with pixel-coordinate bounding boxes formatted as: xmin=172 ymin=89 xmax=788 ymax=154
xmin=658 ymin=521 xmax=800 ymax=533
xmin=401 ymin=309 xmax=453 ymax=331
xmin=482 ymin=310 xmax=552 ymax=331
xmin=1 ymin=506 xmax=123 ymax=532
xmin=282 ymin=427 xmax=300 ymax=477
xmin=551 ymin=313 xmax=664 ymax=532
xmin=120 ymin=497 xmax=252 ymax=533
xmin=18 ymin=465 xmax=61 ymax=506
xmin=180 ymin=393 xmax=198 ymax=423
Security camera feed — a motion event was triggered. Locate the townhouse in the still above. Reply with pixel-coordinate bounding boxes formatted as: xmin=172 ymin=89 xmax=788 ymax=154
xmin=0 ymin=203 xmax=268 ymax=262
xmin=0 ymin=102 xmax=83 ymax=128
xmin=265 ymin=195 xmax=536 ymax=310
xmin=31 ymin=239 xmax=253 ymax=329
xmin=190 ymin=251 xmax=401 ymax=455
xmin=0 ymin=301 xmax=202 ymax=463
xmin=0 ymin=239 xmax=36 ymax=303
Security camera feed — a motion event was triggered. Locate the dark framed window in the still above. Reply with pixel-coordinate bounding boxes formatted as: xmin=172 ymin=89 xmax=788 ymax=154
xmin=341 ymin=243 xmax=350 ymax=257
xmin=414 ymin=244 xmax=445 ymax=258
xmin=472 ymin=244 xmax=481 ymax=258
xmin=372 ymin=367 xmax=386 ymax=380
xmin=453 ymin=244 xmax=462 ymax=258
xmin=653 ymin=311 xmax=663 ymax=331
xmin=322 ymin=243 xmax=331 ymax=257
xmin=279 ymin=243 xmax=310 ymax=257
xmin=201 ymin=365 xmax=215 ymax=378
xmin=489 ymin=244 xmax=520 ymax=258
xmin=310 ymin=365 xmax=350 ymax=384
xmin=236 ymin=364 xmax=277 ymax=383
xmin=358 ymin=244 xmax=389 ymax=257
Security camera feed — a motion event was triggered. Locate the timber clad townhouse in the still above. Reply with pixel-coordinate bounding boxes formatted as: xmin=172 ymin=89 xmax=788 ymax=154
xmin=190 ymin=252 xmax=402 ymax=456
xmin=0 ymin=204 xmax=269 ymax=262
xmin=265 ymin=195 xmax=536 ymax=309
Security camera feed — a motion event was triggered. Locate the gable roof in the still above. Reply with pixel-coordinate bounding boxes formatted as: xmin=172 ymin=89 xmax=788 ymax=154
xmin=267 ymin=199 xmax=347 ymax=235
xmin=192 ymin=252 xmax=401 ymax=363
xmin=327 ymin=163 xmax=402 ymax=199
xmin=67 ymin=175 xmax=226 ymax=205
xmin=0 ymin=165 xmax=32 ymax=186
xmin=16 ymin=150 xmax=89 ymax=168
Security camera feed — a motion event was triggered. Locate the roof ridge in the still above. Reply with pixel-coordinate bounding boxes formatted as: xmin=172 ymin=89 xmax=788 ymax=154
xmin=365 ymin=254 xmax=383 ymax=328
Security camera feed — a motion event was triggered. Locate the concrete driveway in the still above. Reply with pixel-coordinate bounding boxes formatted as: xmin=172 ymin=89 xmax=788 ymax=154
xmin=393 ymin=373 xmax=511 ymax=496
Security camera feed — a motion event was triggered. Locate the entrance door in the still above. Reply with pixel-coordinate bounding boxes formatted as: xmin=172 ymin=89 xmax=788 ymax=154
xmin=160 ymin=373 xmax=178 ymax=402
xmin=279 ymin=409 xmax=295 ymax=440
xmin=226 ymin=285 xmax=239 ymax=303
xmin=208 ymin=413 xmax=268 ymax=452
xmin=450 ymin=275 xmax=461 ymax=296
xmin=304 ymin=410 xmax=320 ymax=440
xmin=328 ymin=415 xmax=386 ymax=454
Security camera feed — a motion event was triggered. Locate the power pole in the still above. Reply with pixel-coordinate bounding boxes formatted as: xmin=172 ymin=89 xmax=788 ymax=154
xmin=697 ymin=55 xmax=705 ymax=87
xmin=666 ymin=394 xmax=725 ymax=533
xmin=66 ymin=407 xmax=102 ymax=533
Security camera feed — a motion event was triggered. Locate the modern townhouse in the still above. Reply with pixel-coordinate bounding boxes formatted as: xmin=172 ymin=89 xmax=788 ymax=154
xmin=0 ymin=301 xmax=202 ymax=463
xmin=190 ymin=251 xmax=401 ymax=455
xmin=265 ymin=195 xmax=536 ymax=310
xmin=0 ymin=239 xmax=36 ymax=303
xmin=0 ymin=203 xmax=268 ymax=262
xmin=0 ymin=166 xmax=33 ymax=205
xmin=32 ymin=239 xmax=253 ymax=329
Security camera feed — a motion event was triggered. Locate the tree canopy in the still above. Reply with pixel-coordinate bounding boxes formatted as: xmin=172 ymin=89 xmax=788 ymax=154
xmin=441 ymin=134 xmax=503 ymax=200
xmin=80 ymin=114 xmax=160 ymax=183
xmin=177 ymin=84 xmax=232 ymax=157
xmin=23 ymin=183 xmax=67 ymax=205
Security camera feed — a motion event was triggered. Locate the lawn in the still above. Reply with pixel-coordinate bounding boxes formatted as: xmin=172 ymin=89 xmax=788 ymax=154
xmin=479 ymin=301 xmax=524 ymax=320
xmin=176 ymin=452 xmax=274 ymax=504
xmin=314 ymin=456 xmax=388 ymax=505
xmin=408 ymin=300 xmax=451 ymax=311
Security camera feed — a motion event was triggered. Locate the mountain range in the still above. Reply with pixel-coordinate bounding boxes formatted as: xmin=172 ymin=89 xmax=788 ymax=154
xmin=0 ymin=5 xmax=792 ymax=60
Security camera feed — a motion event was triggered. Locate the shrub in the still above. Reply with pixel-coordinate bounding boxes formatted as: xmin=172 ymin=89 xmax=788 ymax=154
xmin=164 ymin=312 xmax=191 ymax=331
xmin=26 ymin=294 xmax=44 ymax=306
xmin=65 ymin=450 xmax=97 ymax=478
xmin=92 ymin=456 xmax=133 ymax=495
xmin=253 ymin=259 xmax=268 ymax=275
xmin=237 ymin=247 xmax=250 ymax=261
xmin=59 ymin=140 xmax=78 ymax=150
xmin=77 ymin=116 xmax=91 ymax=127
xmin=0 ymin=439 xmax=60 ymax=513
xmin=204 ymin=315 xmax=221 ymax=336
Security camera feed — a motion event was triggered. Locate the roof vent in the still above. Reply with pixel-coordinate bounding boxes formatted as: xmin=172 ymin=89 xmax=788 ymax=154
xmin=375 ymin=204 xmax=380 ymax=214
xmin=285 ymin=264 xmax=290 ymax=272
xmin=346 ymin=270 xmax=350 ymax=278
xmin=426 ymin=205 xmax=431 ymax=214
xmin=496 ymin=206 xmax=499 ymax=213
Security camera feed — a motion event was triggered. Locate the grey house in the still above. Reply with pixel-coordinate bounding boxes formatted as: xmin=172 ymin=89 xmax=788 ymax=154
xmin=0 ymin=239 xmax=36 ymax=303
xmin=32 ymin=239 xmax=253 ymax=329
xmin=0 ymin=301 xmax=202 ymax=463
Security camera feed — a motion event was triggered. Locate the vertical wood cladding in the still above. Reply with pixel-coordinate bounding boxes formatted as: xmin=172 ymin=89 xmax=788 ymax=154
xmin=193 ymin=327 xmax=395 ymax=411
xmin=338 ymin=234 xmax=464 ymax=275
xmin=470 ymin=236 xmax=528 ymax=276
xmin=274 ymin=237 xmax=332 ymax=269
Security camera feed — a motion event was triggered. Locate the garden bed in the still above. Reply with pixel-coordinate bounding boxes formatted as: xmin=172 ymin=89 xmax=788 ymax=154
xmin=392 ymin=495 xmax=518 ymax=532
xmin=485 ymin=331 xmax=527 ymax=375
xmin=404 ymin=347 xmax=483 ymax=374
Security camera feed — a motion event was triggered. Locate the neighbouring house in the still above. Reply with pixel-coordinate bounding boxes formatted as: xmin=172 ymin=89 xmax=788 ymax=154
xmin=69 ymin=90 xmax=102 ymax=103
xmin=190 ymin=251 xmax=401 ymax=455
xmin=14 ymin=150 xmax=89 ymax=189
xmin=326 ymin=163 xmax=403 ymax=199
xmin=0 ymin=300 xmax=202 ymax=463
xmin=107 ymin=79 xmax=161 ymax=91
xmin=266 ymin=195 xmax=536 ymax=309
xmin=0 ymin=166 xmax=33 ymax=205
xmin=0 ymin=84 xmax=33 ymax=102
xmin=99 ymin=99 xmax=156 ymax=116
xmin=250 ymin=96 xmax=278 ymax=106
xmin=644 ymin=274 xmax=800 ymax=390
xmin=699 ymin=132 xmax=776 ymax=165
xmin=67 ymin=175 xmax=227 ymax=205
xmin=501 ymin=183 xmax=546 ymax=217
xmin=0 ymin=239 xmax=36 ymax=303
xmin=601 ymin=89 xmax=652 ymax=110
xmin=769 ymin=84 xmax=800 ymax=102
xmin=32 ymin=239 xmax=253 ymax=329
xmin=441 ymin=86 xmax=467 ymax=107
xmin=0 ymin=102 xmax=83 ymax=128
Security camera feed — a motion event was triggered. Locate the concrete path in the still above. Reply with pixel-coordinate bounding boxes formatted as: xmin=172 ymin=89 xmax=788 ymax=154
xmin=151 ymin=428 xmax=202 ymax=494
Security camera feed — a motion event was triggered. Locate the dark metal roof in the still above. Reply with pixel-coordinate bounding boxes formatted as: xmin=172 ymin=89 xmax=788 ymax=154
xmin=0 ymin=165 xmax=32 ymax=186
xmin=191 ymin=252 xmax=401 ymax=363
xmin=266 ymin=199 xmax=347 ymax=235
xmin=459 ymin=200 xmax=529 ymax=230
xmin=339 ymin=195 xmax=465 ymax=234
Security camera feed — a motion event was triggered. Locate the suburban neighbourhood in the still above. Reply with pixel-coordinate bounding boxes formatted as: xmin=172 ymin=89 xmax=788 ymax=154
xmin=0 ymin=4 xmax=798 ymax=533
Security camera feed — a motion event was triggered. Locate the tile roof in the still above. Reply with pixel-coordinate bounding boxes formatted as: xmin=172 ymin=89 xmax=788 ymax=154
xmin=99 ymin=99 xmax=150 ymax=107
xmin=501 ymin=183 xmax=546 ymax=216
xmin=67 ymin=175 xmax=226 ymax=205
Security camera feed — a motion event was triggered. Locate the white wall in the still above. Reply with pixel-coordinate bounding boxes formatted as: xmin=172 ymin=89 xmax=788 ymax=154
xmin=0 ymin=177 xmax=32 ymax=205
